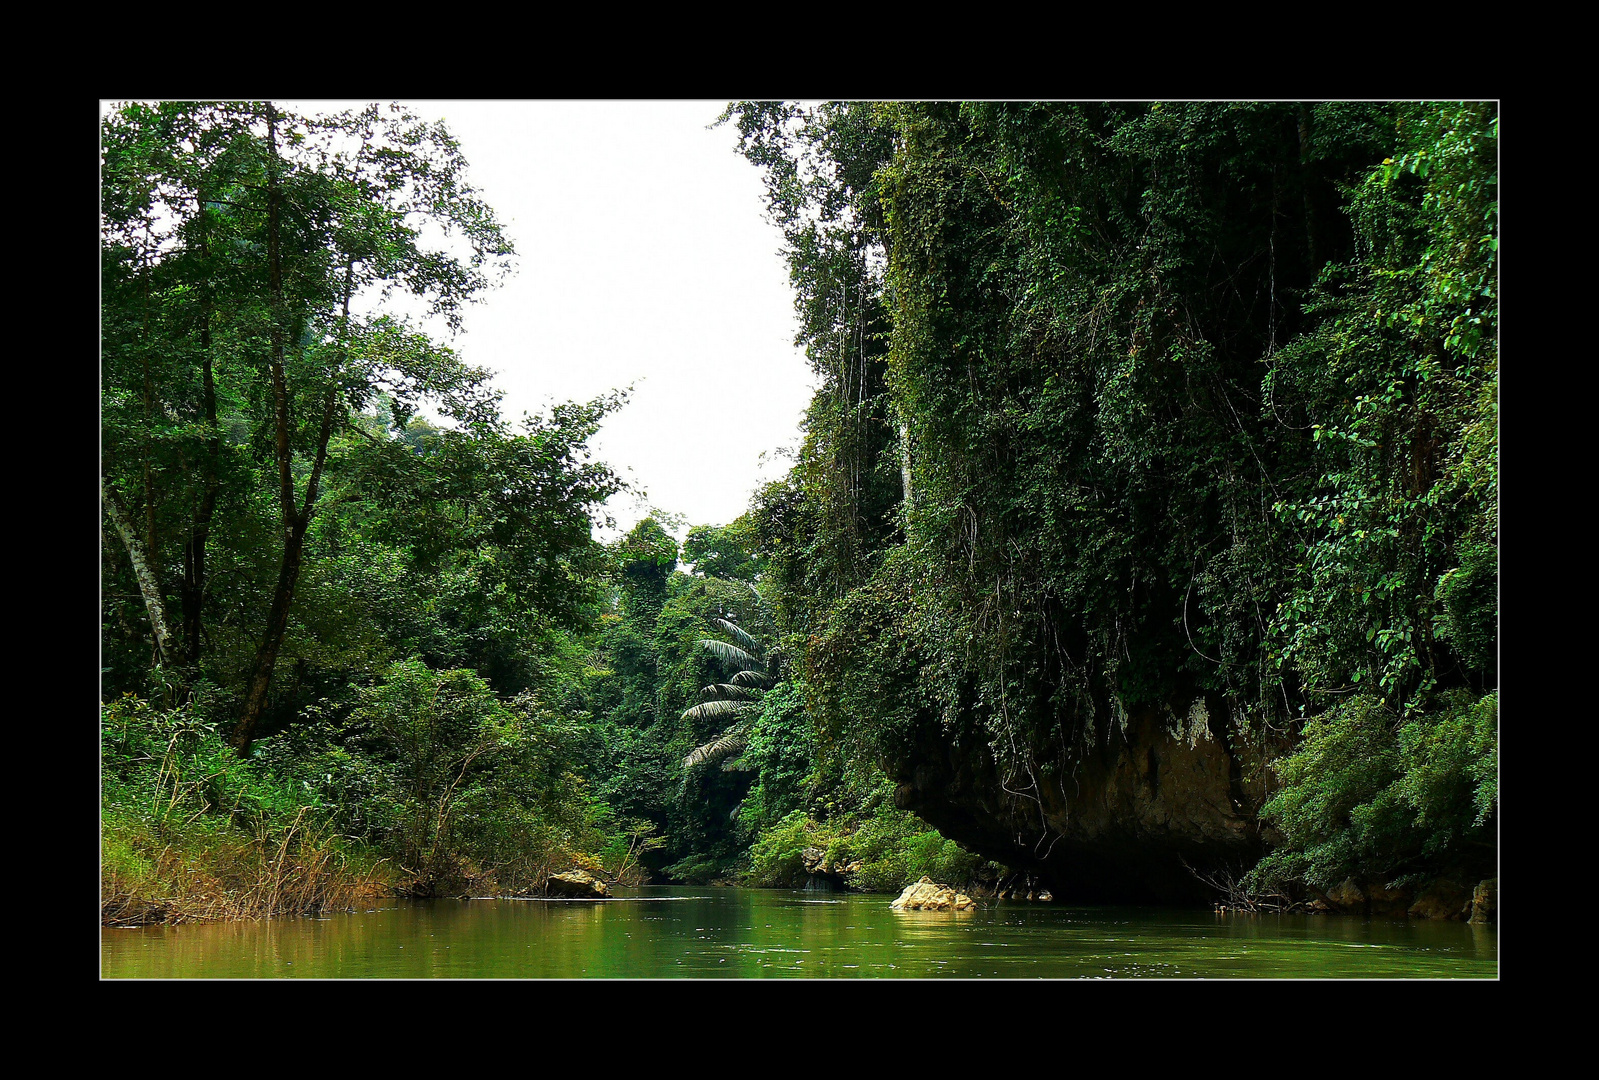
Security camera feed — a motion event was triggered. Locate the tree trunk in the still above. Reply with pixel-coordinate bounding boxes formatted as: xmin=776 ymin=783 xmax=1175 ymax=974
xmin=228 ymin=113 xmax=351 ymax=752
xmin=180 ymin=195 xmax=222 ymax=664
xmin=102 ymin=478 xmax=183 ymax=669
xmin=230 ymin=383 xmax=339 ymax=753
xmin=230 ymin=521 xmax=306 ymax=750
xmin=181 ymin=266 xmax=220 ymax=664
xmin=230 ymin=103 xmax=293 ymax=754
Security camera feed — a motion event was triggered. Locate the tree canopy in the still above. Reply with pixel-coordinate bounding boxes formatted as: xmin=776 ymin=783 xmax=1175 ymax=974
xmin=101 ymin=101 xmax=624 ymax=749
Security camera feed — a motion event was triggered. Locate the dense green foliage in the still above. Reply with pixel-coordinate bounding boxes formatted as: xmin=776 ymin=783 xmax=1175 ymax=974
xmin=1248 ymin=690 xmax=1497 ymax=892
xmin=101 ymin=689 xmax=391 ymax=921
xmin=101 ymin=101 xmax=523 ymax=748
xmin=105 ymin=100 xmax=1495 ymax=920
xmin=340 ymin=660 xmax=604 ymax=894
xmin=724 ymin=101 xmax=1497 ymax=899
xmin=745 ymin=800 xmax=994 ymax=893
xmin=101 ymin=102 xmax=638 ymax=914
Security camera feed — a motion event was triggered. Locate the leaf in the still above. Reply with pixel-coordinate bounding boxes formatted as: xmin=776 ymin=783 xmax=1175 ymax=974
xmin=703 ymin=683 xmax=763 ymax=701
xmin=696 ymin=639 xmax=759 ymax=670
xmin=681 ymin=699 xmax=750 ymax=722
xmin=683 ymin=726 xmax=751 ymax=769
xmin=711 ymin=618 xmax=760 ymax=654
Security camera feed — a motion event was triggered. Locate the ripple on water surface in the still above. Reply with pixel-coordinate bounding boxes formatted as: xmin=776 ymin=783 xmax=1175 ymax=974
xmin=101 ymin=889 xmax=1497 ymax=979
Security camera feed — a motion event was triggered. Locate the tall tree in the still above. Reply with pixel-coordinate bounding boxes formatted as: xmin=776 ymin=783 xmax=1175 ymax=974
xmin=102 ymin=100 xmax=516 ymax=750
xmin=681 ymin=603 xmax=777 ymax=770
xmin=718 ymin=102 xmax=902 ymax=638
xmin=102 ymin=101 xmax=251 ymax=675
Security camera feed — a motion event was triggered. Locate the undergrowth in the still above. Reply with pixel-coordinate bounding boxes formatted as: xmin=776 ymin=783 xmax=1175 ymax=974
xmin=101 ymin=693 xmax=392 ymax=924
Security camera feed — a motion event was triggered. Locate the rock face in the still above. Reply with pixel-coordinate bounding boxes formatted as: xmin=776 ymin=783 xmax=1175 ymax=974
xmin=1321 ymin=877 xmax=1411 ymax=917
xmin=1323 ymin=878 xmax=1366 ymax=910
xmin=546 ymin=870 xmax=610 ymax=899
xmin=890 ymin=693 xmax=1274 ymax=903
xmin=882 ymin=689 xmax=1494 ymax=912
xmin=802 ymin=846 xmax=862 ymax=882
xmin=1315 ymin=873 xmax=1488 ymax=919
xmin=1469 ymin=878 xmax=1497 ymax=924
xmin=891 ymin=876 xmax=975 ymax=911
xmin=1407 ymin=878 xmax=1473 ymax=921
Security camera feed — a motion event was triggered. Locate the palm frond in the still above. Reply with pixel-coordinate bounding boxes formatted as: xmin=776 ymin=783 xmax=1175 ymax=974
xmin=684 ymin=729 xmax=751 ymax=769
xmin=702 ymin=683 xmax=764 ymax=702
xmin=696 ymin=639 xmax=760 ymax=670
xmin=680 ymin=699 xmax=752 ymax=722
xmin=681 ymin=605 xmax=775 ymax=774
xmin=712 ymin=618 xmax=760 ymax=654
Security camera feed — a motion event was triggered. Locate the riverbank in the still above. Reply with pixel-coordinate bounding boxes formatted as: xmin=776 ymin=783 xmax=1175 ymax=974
xmin=101 ymin=812 xmax=395 ymax=926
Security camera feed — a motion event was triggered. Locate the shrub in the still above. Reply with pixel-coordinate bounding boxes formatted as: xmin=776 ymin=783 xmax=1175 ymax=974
xmin=349 ymin=660 xmax=605 ymax=894
xmin=100 ymin=693 xmax=392 ymax=924
xmin=1249 ymin=690 xmax=1497 ymax=892
xmin=848 ymin=806 xmax=986 ymax=893
xmin=745 ymin=810 xmax=828 ymax=887
xmin=744 ymin=802 xmax=993 ymax=893
xmin=733 ymin=682 xmax=816 ymax=840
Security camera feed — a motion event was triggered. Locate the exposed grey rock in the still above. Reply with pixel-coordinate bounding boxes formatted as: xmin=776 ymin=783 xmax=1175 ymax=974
xmin=546 ymin=869 xmax=610 ymax=899
xmin=802 ymin=845 xmax=861 ymax=880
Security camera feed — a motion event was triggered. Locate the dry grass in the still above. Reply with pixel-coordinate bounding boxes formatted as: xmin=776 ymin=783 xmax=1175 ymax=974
xmin=101 ymin=811 xmax=395 ymax=926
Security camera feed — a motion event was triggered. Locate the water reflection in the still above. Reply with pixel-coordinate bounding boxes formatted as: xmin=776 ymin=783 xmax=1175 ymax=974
xmin=102 ymin=889 xmax=1497 ymax=979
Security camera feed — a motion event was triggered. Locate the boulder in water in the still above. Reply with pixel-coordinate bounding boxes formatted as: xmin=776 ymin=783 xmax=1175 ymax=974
xmin=547 ymin=870 xmax=610 ymax=899
xmin=890 ymin=875 xmax=975 ymax=911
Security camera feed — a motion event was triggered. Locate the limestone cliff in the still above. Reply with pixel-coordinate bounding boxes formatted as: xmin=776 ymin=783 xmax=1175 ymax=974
xmin=890 ymin=693 xmax=1278 ymax=903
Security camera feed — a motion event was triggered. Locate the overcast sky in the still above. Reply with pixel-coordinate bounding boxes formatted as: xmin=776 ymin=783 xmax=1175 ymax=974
xmin=289 ymin=100 xmax=817 ymax=540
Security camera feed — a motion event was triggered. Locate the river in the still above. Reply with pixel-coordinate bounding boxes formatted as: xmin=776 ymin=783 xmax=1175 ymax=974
xmin=100 ymin=886 xmax=1497 ymax=979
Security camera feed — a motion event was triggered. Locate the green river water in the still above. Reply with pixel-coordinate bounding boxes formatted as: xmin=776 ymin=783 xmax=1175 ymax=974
xmin=100 ymin=886 xmax=1498 ymax=979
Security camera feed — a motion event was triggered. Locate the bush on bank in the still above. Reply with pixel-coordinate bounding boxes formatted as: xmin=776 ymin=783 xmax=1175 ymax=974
xmin=100 ymin=666 xmax=647 ymax=923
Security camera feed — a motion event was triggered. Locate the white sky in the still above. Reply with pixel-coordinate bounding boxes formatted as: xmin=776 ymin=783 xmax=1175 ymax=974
xmin=287 ymin=100 xmax=818 ymax=539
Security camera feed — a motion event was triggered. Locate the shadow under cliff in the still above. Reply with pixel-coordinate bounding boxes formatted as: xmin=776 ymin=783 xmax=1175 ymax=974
xmin=889 ymin=692 xmax=1276 ymax=905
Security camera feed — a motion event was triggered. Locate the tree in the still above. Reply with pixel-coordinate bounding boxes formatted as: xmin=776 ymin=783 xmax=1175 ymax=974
xmin=102 ymin=101 xmax=518 ymax=751
xmin=681 ymin=518 xmax=761 ymax=582
xmin=343 ymin=396 xmax=625 ymax=669
xmin=718 ymin=103 xmax=904 ymax=638
xmin=614 ymin=516 xmax=681 ymax=610
xmin=681 ymin=599 xmax=777 ymax=770
xmin=101 ymin=101 xmax=258 ymax=676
